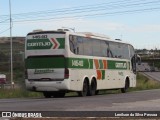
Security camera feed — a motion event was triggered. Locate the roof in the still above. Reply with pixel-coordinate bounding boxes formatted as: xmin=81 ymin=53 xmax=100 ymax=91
xmin=27 ymin=29 xmax=131 ymax=45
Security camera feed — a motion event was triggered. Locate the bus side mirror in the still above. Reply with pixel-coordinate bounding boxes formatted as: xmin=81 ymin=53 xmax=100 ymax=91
xmin=136 ymin=54 xmax=141 ymax=65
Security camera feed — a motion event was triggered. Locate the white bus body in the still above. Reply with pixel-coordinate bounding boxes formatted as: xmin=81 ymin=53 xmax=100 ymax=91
xmin=25 ymin=29 xmax=136 ymax=97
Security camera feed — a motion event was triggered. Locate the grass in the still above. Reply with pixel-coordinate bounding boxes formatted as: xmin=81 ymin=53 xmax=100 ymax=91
xmin=130 ymin=72 xmax=160 ymax=91
xmin=0 ymin=72 xmax=160 ymax=98
xmin=0 ymin=88 xmax=43 ymax=98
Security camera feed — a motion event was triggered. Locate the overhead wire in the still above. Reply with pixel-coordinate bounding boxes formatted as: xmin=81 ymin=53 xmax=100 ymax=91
xmin=9 ymin=0 xmax=160 ymax=20
xmin=12 ymin=1 xmax=160 ymax=23
xmin=0 ymin=0 xmax=133 ymax=17
xmin=0 ymin=28 xmax=10 ymax=35
xmin=0 ymin=0 xmax=132 ymax=23
xmin=0 ymin=19 xmax=9 ymax=23
xmin=11 ymin=7 xmax=160 ymax=24
xmin=9 ymin=0 xmax=160 ymax=19
xmin=0 ymin=0 xmax=160 ymax=24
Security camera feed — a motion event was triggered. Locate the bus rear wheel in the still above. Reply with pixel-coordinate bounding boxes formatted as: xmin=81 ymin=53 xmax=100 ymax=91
xmin=53 ymin=91 xmax=65 ymax=98
xmin=89 ymin=79 xmax=97 ymax=96
xmin=78 ymin=79 xmax=88 ymax=97
xmin=43 ymin=91 xmax=65 ymax=98
xmin=43 ymin=92 xmax=52 ymax=98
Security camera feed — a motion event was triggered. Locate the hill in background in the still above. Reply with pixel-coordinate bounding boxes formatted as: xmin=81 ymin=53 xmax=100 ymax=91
xmin=0 ymin=37 xmax=25 ymax=84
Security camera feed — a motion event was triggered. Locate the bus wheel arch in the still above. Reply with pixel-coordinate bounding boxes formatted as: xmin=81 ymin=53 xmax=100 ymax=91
xmin=121 ymin=77 xmax=130 ymax=93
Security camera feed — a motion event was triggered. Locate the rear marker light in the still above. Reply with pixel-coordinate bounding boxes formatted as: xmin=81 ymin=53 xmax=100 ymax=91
xmin=64 ymin=68 xmax=69 ymax=79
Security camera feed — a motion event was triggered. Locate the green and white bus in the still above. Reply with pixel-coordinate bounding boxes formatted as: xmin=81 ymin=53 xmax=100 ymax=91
xmin=25 ymin=29 xmax=136 ymax=98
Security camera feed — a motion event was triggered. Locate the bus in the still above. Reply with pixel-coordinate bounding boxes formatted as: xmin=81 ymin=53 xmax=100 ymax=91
xmin=25 ymin=29 xmax=137 ymax=98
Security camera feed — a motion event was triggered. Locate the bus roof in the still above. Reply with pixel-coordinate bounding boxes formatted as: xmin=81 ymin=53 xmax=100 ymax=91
xmin=27 ymin=29 xmax=131 ymax=46
xmin=27 ymin=30 xmax=66 ymax=35
xmin=68 ymin=31 xmax=130 ymax=45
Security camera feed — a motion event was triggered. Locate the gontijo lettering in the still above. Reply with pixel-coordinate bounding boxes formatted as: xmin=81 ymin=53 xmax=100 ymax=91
xmin=115 ymin=62 xmax=127 ymax=69
xmin=27 ymin=42 xmax=51 ymax=47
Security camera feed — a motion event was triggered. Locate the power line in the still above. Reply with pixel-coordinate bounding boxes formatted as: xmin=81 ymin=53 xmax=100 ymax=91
xmin=11 ymin=1 xmax=160 ymax=18
xmin=1 ymin=0 xmax=160 ymax=19
xmin=10 ymin=0 xmax=160 ymax=20
xmin=11 ymin=7 xmax=160 ymax=23
xmin=0 ymin=28 xmax=10 ymax=34
xmin=0 ymin=19 xmax=9 ymax=23
xmin=0 ymin=0 xmax=160 ymax=24
xmin=0 ymin=0 xmax=134 ymax=17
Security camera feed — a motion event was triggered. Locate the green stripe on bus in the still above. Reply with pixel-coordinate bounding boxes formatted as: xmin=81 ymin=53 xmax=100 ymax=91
xmin=67 ymin=58 xmax=93 ymax=69
xmin=89 ymin=59 xmax=93 ymax=69
xmin=56 ymin=38 xmax=65 ymax=49
xmin=101 ymin=70 xmax=105 ymax=80
xmin=99 ymin=60 xmax=103 ymax=69
xmin=108 ymin=60 xmax=127 ymax=70
xmin=25 ymin=57 xmax=128 ymax=70
xmin=26 ymin=57 xmax=65 ymax=69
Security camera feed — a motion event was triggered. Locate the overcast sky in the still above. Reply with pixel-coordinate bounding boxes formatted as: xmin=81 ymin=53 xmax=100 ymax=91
xmin=0 ymin=0 xmax=160 ymax=49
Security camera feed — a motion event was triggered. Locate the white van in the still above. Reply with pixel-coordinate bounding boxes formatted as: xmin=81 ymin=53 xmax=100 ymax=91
xmin=0 ymin=74 xmax=6 ymax=84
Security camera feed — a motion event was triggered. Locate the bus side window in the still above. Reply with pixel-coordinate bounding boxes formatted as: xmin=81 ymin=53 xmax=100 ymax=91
xmin=108 ymin=42 xmax=115 ymax=58
xmin=83 ymin=38 xmax=93 ymax=56
xmin=69 ymin=35 xmax=78 ymax=54
xmin=107 ymin=48 xmax=113 ymax=58
xmin=69 ymin=35 xmax=75 ymax=53
xmin=77 ymin=37 xmax=84 ymax=55
xmin=101 ymin=41 xmax=110 ymax=57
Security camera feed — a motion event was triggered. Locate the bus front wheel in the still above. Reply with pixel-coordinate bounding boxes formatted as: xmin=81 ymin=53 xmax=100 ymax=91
xmin=121 ymin=79 xmax=129 ymax=93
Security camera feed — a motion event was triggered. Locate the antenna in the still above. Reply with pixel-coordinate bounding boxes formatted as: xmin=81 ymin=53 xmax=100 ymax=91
xmin=62 ymin=27 xmax=75 ymax=32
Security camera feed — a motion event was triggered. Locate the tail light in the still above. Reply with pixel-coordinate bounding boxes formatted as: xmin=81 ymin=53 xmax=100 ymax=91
xmin=0 ymin=78 xmax=6 ymax=84
xmin=64 ymin=68 xmax=69 ymax=79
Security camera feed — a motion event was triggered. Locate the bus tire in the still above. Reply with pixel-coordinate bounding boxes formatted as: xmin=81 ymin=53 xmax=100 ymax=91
xmin=78 ymin=79 xmax=88 ymax=97
xmin=43 ymin=92 xmax=52 ymax=98
xmin=121 ymin=79 xmax=129 ymax=93
xmin=89 ymin=78 xmax=97 ymax=96
xmin=53 ymin=92 xmax=65 ymax=98
xmin=95 ymin=90 xmax=99 ymax=95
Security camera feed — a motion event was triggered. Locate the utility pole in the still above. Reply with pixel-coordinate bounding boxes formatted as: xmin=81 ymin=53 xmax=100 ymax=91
xmin=9 ymin=0 xmax=14 ymax=88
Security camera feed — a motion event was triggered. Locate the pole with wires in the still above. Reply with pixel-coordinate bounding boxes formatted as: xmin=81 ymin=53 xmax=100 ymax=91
xmin=9 ymin=0 xmax=14 ymax=88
